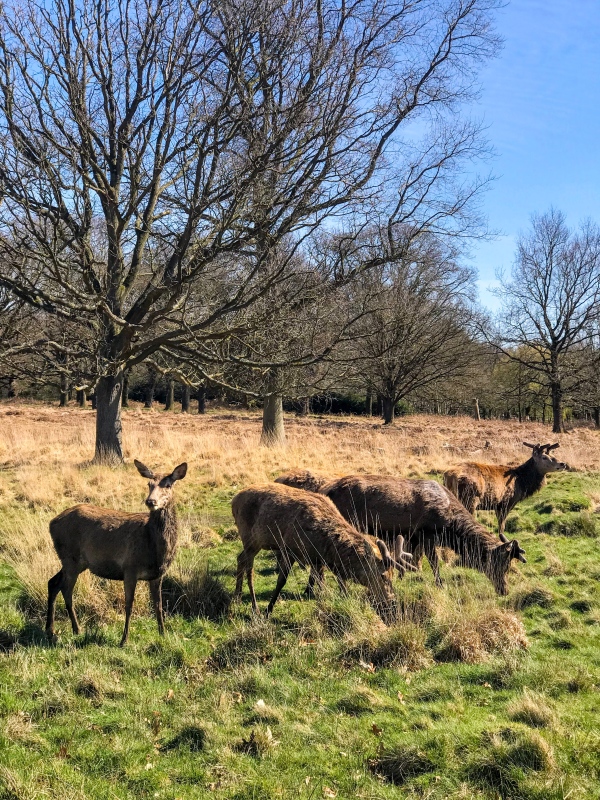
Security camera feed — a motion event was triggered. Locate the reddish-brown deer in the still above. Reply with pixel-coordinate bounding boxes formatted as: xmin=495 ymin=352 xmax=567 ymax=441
xmin=275 ymin=471 xmax=527 ymax=594
xmin=443 ymin=442 xmax=568 ymax=539
xmin=231 ymin=483 xmax=415 ymax=622
xmin=46 ymin=460 xmax=187 ymax=645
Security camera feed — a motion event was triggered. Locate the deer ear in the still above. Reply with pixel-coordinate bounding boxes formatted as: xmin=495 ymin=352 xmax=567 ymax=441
xmin=522 ymin=442 xmax=536 ymax=449
xmin=170 ymin=462 xmax=188 ymax=481
xmin=134 ymin=459 xmax=156 ymax=479
xmin=510 ymin=539 xmax=527 ymax=563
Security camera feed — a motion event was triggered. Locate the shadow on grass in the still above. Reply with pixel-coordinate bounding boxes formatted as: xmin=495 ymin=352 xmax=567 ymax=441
xmin=0 ymin=621 xmax=48 ymax=651
xmin=160 ymin=725 xmax=206 ymax=753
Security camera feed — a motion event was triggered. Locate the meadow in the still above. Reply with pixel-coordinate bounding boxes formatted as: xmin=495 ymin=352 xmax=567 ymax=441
xmin=0 ymin=402 xmax=599 ymax=800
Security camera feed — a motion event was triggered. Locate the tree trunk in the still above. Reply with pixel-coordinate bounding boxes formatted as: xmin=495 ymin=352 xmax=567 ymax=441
xmin=593 ymin=407 xmax=600 ymax=429
xmin=94 ymin=373 xmax=124 ymax=464
xmin=7 ymin=377 xmax=17 ymax=398
xmin=551 ymin=383 xmax=564 ymax=433
xmin=59 ymin=373 xmax=68 ymax=407
xmin=382 ymin=396 xmax=395 ymax=425
xmin=473 ymin=398 xmax=480 ymax=421
xmin=122 ymin=371 xmax=130 ymax=408
xmin=298 ymin=396 xmax=310 ymax=417
xmin=181 ymin=384 xmax=191 ymax=413
xmin=144 ymin=371 xmax=157 ymax=408
xmin=165 ymin=379 xmax=175 ymax=411
xmin=197 ymin=384 xmax=206 ymax=414
xmin=76 ymin=388 xmax=87 ymax=407
xmin=365 ymin=390 xmax=373 ymax=417
xmin=261 ymin=394 xmax=286 ymax=446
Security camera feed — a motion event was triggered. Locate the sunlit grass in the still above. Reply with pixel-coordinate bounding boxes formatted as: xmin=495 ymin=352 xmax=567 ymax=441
xmin=0 ymin=402 xmax=599 ymax=798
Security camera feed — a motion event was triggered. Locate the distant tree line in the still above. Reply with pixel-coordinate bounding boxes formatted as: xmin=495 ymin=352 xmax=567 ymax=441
xmin=1 ymin=1 xmax=598 ymax=460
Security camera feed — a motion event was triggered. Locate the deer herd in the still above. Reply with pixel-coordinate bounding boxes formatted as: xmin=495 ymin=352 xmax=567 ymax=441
xmin=46 ymin=442 xmax=569 ymax=644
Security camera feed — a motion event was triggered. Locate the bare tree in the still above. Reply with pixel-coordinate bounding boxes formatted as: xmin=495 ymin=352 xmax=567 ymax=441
xmin=0 ymin=0 xmax=500 ymax=460
xmin=495 ymin=210 xmax=600 ymax=433
xmin=347 ymin=234 xmax=478 ymax=424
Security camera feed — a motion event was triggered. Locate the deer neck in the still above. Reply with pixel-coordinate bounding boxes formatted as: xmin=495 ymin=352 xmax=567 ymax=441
xmin=512 ymin=458 xmax=546 ymax=501
xmin=147 ymin=500 xmax=179 ymax=574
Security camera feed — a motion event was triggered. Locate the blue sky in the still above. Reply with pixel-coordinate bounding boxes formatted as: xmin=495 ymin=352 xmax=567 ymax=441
xmin=472 ymin=0 xmax=600 ymax=310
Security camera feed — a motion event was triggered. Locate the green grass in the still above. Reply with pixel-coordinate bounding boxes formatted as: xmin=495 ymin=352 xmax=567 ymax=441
xmin=1 ymin=472 xmax=600 ymax=798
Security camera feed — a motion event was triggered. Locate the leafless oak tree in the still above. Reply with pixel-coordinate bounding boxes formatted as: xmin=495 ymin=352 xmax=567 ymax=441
xmin=495 ymin=209 xmax=600 ymax=433
xmin=346 ymin=234 xmax=478 ymax=424
xmin=0 ymin=0 xmax=500 ymax=460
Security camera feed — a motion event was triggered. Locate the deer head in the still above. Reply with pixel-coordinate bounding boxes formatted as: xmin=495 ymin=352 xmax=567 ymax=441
xmin=523 ymin=442 xmax=568 ymax=474
xmin=485 ymin=539 xmax=527 ymax=595
xmin=135 ymin=460 xmax=188 ymax=510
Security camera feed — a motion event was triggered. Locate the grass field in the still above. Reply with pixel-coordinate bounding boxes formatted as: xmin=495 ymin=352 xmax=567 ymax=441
xmin=1 ymin=402 xmax=600 ymax=799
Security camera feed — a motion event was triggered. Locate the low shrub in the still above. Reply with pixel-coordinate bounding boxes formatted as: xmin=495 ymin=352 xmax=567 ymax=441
xmin=465 ymin=728 xmax=554 ymax=797
xmin=344 ymin=622 xmax=432 ymax=672
xmin=435 ymin=608 xmax=528 ymax=664
xmin=508 ymin=691 xmax=556 ymax=728
xmin=369 ymin=744 xmax=435 ymax=785
xmin=511 ymin=586 xmax=555 ymax=610
xmin=210 ymin=620 xmax=277 ymax=669
xmin=162 ymin=562 xmax=231 ymax=621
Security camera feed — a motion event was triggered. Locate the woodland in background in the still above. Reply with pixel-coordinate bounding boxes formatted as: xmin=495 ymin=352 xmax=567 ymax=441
xmin=0 ymin=1 xmax=599 ymax=452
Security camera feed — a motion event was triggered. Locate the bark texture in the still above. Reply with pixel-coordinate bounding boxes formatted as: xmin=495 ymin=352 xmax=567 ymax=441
xmin=94 ymin=373 xmax=124 ymax=464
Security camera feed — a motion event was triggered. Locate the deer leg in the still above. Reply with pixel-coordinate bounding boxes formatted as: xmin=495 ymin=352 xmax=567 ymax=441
xmin=120 ymin=574 xmax=138 ymax=646
xmin=497 ymin=511 xmax=509 ymax=543
xmin=46 ymin=570 xmax=63 ymax=639
xmin=245 ymin=553 xmax=260 ymax=614
xmin=149 ymin=578 xmax=164 ymax=637
xmin=410 ymin=535 xmax=425 ymax=571
xmin=424 ymin=540 xmax=443 ymax=588
xmin=304 ymin=564 xmax=326 ymax=597
xmin=60 ymin=570 xmax=81 ymax=635
xmin=266 ymin=555 xmax=295 ymax=616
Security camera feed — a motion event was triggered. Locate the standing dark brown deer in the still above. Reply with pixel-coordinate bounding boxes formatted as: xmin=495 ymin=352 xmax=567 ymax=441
xmin=231 ymin=483 xmax=415 ymax=621
xmin=46 ymin=460 xmax=187 ymax=645
xmin=443 ymin=442 xmax=568 ymax=539
xmin=275 ymin=471 xmax=527 ymax=594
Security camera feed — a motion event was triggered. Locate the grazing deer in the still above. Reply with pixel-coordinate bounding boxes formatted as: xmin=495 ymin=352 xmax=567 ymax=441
xmin=275 ymin=471 xmax=527 ymax=594
xmin=275 ymin=469 xmax=330 ymax=493
xmin=231 ymin=483 xmax=415 ymax=621
xmin=443 ymin=442 xmax=568 ymax=539
xmin=46 ymin=460 xmax=187 ymax=646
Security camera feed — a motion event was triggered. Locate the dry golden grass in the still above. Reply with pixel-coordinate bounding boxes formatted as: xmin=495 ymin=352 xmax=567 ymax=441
xmin=0 ymin=400 xmax=597 ymax=635
xmin=0 ymin=400 xmax=597 ymax=510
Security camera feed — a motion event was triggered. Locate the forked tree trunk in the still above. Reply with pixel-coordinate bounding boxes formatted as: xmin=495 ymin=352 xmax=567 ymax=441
xmin=165 ymin=379 xmax=175 ymax=411
xmin=382 ymin=396 xmax=395 ymax=425
xmin=261 ymin=394 xmax=286 ymax=446
xmin=197 ymin=384 xmax=206 ymax=414
xmin=122 ymin=371 xmax=130 ymax=408
xmin=181 ymin=384 xmax=191 ymax=413
xmin=94 ymin=372 xmax=124 ymax=464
